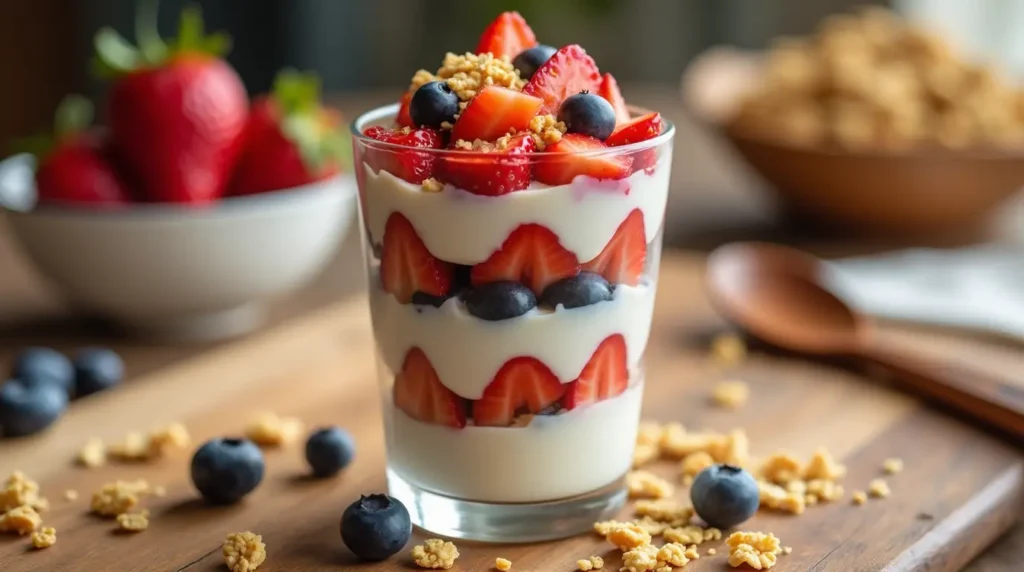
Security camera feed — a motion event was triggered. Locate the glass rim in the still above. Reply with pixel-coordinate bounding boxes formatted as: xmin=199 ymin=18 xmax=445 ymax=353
xmin=349 ymin=103 xmax=675 ymax=156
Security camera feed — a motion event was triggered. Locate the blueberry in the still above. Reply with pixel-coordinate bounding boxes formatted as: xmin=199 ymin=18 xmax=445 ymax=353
xmin=190 ymin=438 xmax=265 ymax=505
xmin=0 ymin=379 xmax=68 ymax=437
xmin=411 ymin=292 xmax=449 ymax=308
xmin=305 ymin=426 xmax=356 ymax=478
xmin=410 ymin=81 xmax=460 ymax=129
xmin=513 ymin=45 xmax=557 ymax=80
xmin=11 ymin=347 xmax=73 ymax=394
xmin=690 ymin=464 xmax=760 ymax=529
xmin=464 ymin=281 xmax=537 ymax=321
xmin=341 ymin=494 xmax=412 ymax=562
xmin=452 ymin=264 xmax=473 ymax=291
xmin=558 ymin=92 xmax=617 ymax=141
xmin=73 ymin=347 xmax=124 ymax=397
xmin=541 ymin=272 xmax=614 ymax=309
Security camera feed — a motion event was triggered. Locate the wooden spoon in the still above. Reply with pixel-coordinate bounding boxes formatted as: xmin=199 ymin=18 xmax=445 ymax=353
xmin=706 ymin=241 xmax=1024 ymax=442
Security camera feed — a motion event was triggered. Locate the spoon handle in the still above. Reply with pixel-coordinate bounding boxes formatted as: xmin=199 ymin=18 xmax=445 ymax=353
xmin=860 ymin=345 xmax=1024 ymax=442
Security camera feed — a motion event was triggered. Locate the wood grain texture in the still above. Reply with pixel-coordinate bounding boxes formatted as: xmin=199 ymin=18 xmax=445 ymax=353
xmin=0 ymin=254 xmax=1020 ymax=572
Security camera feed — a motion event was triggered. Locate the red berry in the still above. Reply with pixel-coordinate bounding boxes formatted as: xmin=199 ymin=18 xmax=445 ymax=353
xmin=581 ymin=209 xmax=646 ymax=286
xmin=521 ymin=45 xmax=602 ymax=115
xmin=533 ymin=134 xmax=631 ymax=186
xmin=363 ymin=126 xmax=444 ymax=184
xmin=606 ymin=112 xmax=664 ymax=147
xmin=472 ymin=357 xmax=564 ymax=427
xmin=438 ymin=132 xmax=535 ymax=196
xmin=394 ymin=348 xmax=466 ymax=428
xmin=380 ymin=213 xmax=453 ymax=304
xmin=470 ymin=224 xmax=580 ymax=296
xmin=397 ymin=91 xmax=415 ymax=128
xmin=563 ymin=335 xmax=629 ymax=410
xmin=36 ymin=131 xmax=132 ymax=208
xmin=475 ymin=11 xmax=538 ymax=59
xmin=597 ymin=73 xmax=631 ymax=126
xmin=451 ymin=86 xmax=543 ymax=143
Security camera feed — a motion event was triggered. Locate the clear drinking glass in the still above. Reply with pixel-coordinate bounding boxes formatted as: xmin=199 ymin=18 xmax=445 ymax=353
xmin=351 ymin=104 xmax=674 ymax=542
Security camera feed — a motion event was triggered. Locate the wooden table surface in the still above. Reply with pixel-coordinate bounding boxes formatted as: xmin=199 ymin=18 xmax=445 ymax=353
xmin=1 ymin=87 xmax=1022 ymax=571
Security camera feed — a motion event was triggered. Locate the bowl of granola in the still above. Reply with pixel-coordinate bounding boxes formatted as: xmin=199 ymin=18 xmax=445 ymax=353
xmin=682 ymin=7 xmax=1024 ymax=239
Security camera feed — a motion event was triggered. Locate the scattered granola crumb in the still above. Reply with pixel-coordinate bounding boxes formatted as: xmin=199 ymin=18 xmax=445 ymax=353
xmin=852 ymin=491 xmax=868 ymax=505
xmin=64 ymin=490 xmax=78 ymax=501
xmin=626 ymin=470 xmax=675 ymax=499
xmin=223 ymin=531 xmax=266 ymax=572
xmin=146 ymin=423 xmax=191 ymax=457
xmin=804 ymin=447 xmax=847 ymax=481
xmin=589 ymin=556 xmax=604 ymax=569
xmin=868 ymin=478 xmax=891 ymax=498
xmin=90 ymin=479 xmax=149 ymax=517
xmin=758 ymin=481 xmax=807 ymax=515
xmin=634 ymin=516 xmax=671 ymax=536
xmin=712 ymin=380 xmax=750 ymax=408
xmin=577 ymin=555 xmax=605 ymax=571
xmin=106 ymin=431 xmax=149 ymax=461
xmin=593 ymin=519 xmax=631 ymax=536
xmin=152 ymin=485 xmax=167 ymax=498
xmin=116 ymin=511 xmax=150 ymax=532
xmin=783 ymin=546 xmax=793 ymax=555
xmin=30 ymin=526 xmax=56 ymax=549
xmin=78 ymin=438 xmax=107 ymax=468
xmin=682 ymin=475 xmax=694 ymax=486
xmin=663 ymin=525 xmax=706 ymax=545
xmin=637 ymin=421 xmax=664 ymax=446
xmin=527 ymin=114 xmax=566 ymax=150
xmin=708 ymin=548 xmax=717 ymax=555
xmin=633 ymin=442 xmax=661 ymax=468
xmin=621 ymin=544 xmax=659 ymax=572
xmin=412 ymin=539 xmax=460 ymax=569
xmin=806 ymin=478 xmax=844 ymax=502
xmin=245 ymin=412 xmax=304 ymax=447
xmin=760 ymin=452 xmax=804 ymax=484
xmin=657 ymin=542 xmax=691 ymax=567
xmin=634 ymin=499 xmax=694 ymax=526
xmin=104 ymin=423 xmax=191 ymax=463
xmin=495 ymin=557 xmax=512 ymax=571
xmin=422 ymin=178 xmax=444 ymax=193
xmin=681 ymin=451 xmax=715 ymax=477
xmin=726 ymin=531 xmax=783 ymax=569
xmin=605 ymin=521 xmax=652 ymax=550
xmin=0 ymin=505 xmax=41 ymax=535
xmin=883 ymin=457 xmax=904 ymax=474
xmin=710 ymin=333 xmax=746 ymax=367
xmin=684 ymin=545 xmax=701 ymax=560
xmin=1 ymin=471 xmax=45 ymax=512
xmin=429 ymin=52 xmax=524 ymax=101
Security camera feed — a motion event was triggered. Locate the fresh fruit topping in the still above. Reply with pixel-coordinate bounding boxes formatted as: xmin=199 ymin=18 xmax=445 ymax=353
xmin=470 ymin=224 xmax=580 ymax=295
xmin=380 ymin=213 xmax=453 ymax=304
xmin=190 ymin=437 xmax=265 ymax=505
xmin=73 ymin=347 xmax=125 ymax=397
xmin=362 ymin=126 xmax=444 ymax=184
xmin=522 ymin=45 xmax=602 ymax=115
xmin=472 ymin=358 xmax=564 ymax=427
xmin=396 ymin=91 xmax=414 ymax=127
xmin=0 ymin=379 xmax=68 ymax=438
xmin=304 ymin=426 xmax=356 ymax=478
xmin=582 ymin=209 xmax=647 ymax=286
xmin=558 ymin=91 xmax=617 ymax=141
xmin=11 ymin=347 xmax=74 ymax=394
xmin=562 ymin=335 xmax=629 ymax=410
xmin=464 ymin=281 xmax=538 ymax=321
xmin=393 ymin=348 xmax=466 ymax=428
xmin=95 ymin=5 xmax=248 ymax=204
xmin=690 ymin=464 xmax=760 ymax=529
xmin=230 ymin=70 xmax=347 ymax=196
xmin=410 ymin=81 xmax=460 ymax=129
xmin=438 ymin=132 xmax=535 ymax=196
xmin=606 ymin=112 xmax=664 ymax=146
xmin=513 ymin=44 xmax=557 ymax=80
xmin=451 ymin=86 xmax=543 ymax=143
xmin=540 ymin=271 xmax=614 ymax=309
xmin=475 ymin=11 xmax=538 ymax=59
xmin=341 ymin=494 xmax=412 ymax=562
xmin=533 ymin=134 xmax=631 ymax=185
xmin=598 ymin=73 xmax=631 ymax=125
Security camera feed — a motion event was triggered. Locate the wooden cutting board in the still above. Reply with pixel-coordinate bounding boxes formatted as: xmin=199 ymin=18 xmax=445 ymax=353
xmin=0 ymin=253 xmax=1020 ymax=572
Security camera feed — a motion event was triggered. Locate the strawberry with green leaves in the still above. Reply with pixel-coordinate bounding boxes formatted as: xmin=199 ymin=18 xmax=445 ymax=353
xmin=94 ymin=4 xmax=247 ymax=204
xmin=230 ymin=70 xmax=347 ymax=196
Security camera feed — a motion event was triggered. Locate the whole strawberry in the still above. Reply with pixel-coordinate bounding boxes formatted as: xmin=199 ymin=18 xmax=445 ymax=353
xmin=229 ymin=69 xmax=347 ymax=196
xmin=94 ymin=5 xmax=247 ymax=204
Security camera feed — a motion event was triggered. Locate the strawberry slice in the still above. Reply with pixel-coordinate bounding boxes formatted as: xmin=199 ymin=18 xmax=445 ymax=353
xmin=522 ymin=45 xmax=602 ymax=115
xmin=598 ymin=73 xmax=631 ymax=126
xmin=606 ymin=112 xmax=663 ymax=146
xmin=394 ymin=348 xmax=466 ymax=428
xmin=439 ymin=132 xmax=535 ymax=196
xmin=582 ymin=208 xmax=646 ymax=286
xmin=363 ymin=126 xmax=443 ymax=184
xmin=451 ymin=86 xmax=543 ymax=143
xmin=470 ymin=224 xmax=580 ymax=295
xmin=475 ymin=11 xmax=538 ymax=59
xmin=380 ymin=213 xmax=454 ymax=303
xmin=472 ymin=357 xmax=564 ymax=427
xmin=563 ymin=335 xmax=629 ymax=410
xmin=396 ymin=91 xmax=414 ymax=128
xmin=533 ymin=134 xmax=631 ymax=186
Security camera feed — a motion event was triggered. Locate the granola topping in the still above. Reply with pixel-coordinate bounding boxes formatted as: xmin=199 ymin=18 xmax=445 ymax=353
xmin=605 ymin=521 xmax=652 ymax=550
xmin=412 ymin=538 xmax=460 ymax=569
xmin=116 ymin=511 xmax=150 ymax=532
xmin=30 ymin=526 xmax=56 ymax=549
xmin=626 ymin=470 xmax=675 ymax=499
xmin=223 ymin=531 xmax=267 ymax=572
xmin=726 ymin=531 xmax=783 ymax=570
xmin=245 ymin=412 xmax=304 ymax=447
xmin=1 ymin=471 xmax=45 ymax=513
xmin=528 ymin=114 xmax=567 ymax=150
xmin=90 ymin=479 xmax=150 ymax=517
xmin=0 ymin=505 xmax=41 ymax=535
xmin=425 ymin=52 xmax=525 ymax=101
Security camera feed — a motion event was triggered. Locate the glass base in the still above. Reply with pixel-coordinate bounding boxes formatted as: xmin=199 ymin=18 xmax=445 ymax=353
xmin=387 ymin=468 xmax=627 ymax=543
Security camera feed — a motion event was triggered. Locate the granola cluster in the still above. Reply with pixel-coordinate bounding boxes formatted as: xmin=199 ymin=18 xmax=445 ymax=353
xmin=0 ymin=505 xmax=42 ymax=535
xmin=77 ymin=423 xmax=191 ymax=466
xmin=709 ymin=333 xmax=747 ymax=368
xmin=757 ymin=448 xmax=847 ymax=515
xmin=412 ymin=52 xmax=525 ymax=102
xmin=726 ymin=531 xmax=783 ymax=570
xmin=30 ymin=526 xmax=57 ymax=549
xmin=245 ymin=412 xmax=304 ymax=447
xmin=90 ymin=479 xmax=151 ymax=517
xmin=454 ymin=132 xmax=514 ymax=152
xmin=412 ymin=538 xmax=460 ymax=569
xmin=576 ymin=556 xmax=605 ymax=571
xmin=712 ymin=380 xmax=750 ymax=409
xmin=495 ymin=557 xmax=512 ymax=571
xmin=528 ymin=114 xmax=567 ymax=150
xmin=1 ymin=472 xmax=48 ymax=539
xmin=626 ymin=470 xmax=675 ymax=500
xmin=223 ymin=531 xmax=267 ymax=572
xmin=116 ymin=510 xmax=150 ymax=532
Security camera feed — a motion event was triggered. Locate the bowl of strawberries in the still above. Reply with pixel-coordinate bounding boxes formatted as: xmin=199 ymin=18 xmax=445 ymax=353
xmin=0 ymin=6 xmax=354 ymax=341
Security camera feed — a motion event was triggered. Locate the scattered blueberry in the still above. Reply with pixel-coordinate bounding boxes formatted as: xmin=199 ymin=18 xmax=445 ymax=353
xmin=690 ymin=464 xmax=760 ymax=529
xmin=341 ymin=494 xmax=412 ymax=562
xmin=190 ymin=437 xmax=265 ymax=505
xmin=11 ymin=347 xmax=74 ymax=394
xmin=540 ymin=272 xmax=614 ymax=309
xmin=558 ymin=91 xmax=617 ymax=141
xmin=0 ymin=379 xmax=68 ymax=437
xmin=73 ymin=347 xmax=124 ymax=397
xmin=305 ymin=426 xmax=356 ymax=478
xmin=411 ymin=292 xmax=449 ymax=308
xmin=410 ymin=81 xmax=460 ymax=129
xmin=513 ymin=44 xmax=557 ymax=80
xmin=464 ymin=281 xmax=537 ymax=321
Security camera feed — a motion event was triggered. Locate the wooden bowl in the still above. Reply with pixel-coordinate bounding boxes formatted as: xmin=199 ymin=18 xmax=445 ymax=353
xmin=682 ymin=48 xmax=1024 ymax=238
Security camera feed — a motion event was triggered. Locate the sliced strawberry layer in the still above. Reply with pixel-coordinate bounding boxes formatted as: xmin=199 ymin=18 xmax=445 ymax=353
xmin=598 ymin=73 xmax=631 ymax=126
xmin=380 ymin=213 xmax=453 ymax=303
xmin=363 ymin=126 xmax=443 ymax=184
xmin=476 ymin=11 xmax=538 ymax=59
xmin=470 ymin=224 xmax=580 ymax=295
xmin=563 ymin=335 xmax=629 ymax=410
xmin=451 ymin=86 xmax=543 ymax=143
xmin=522 ymin=45 xmax=602 ymax=115
xmin=533 ymin=134 xmax=631 ymax=186
xmin=439 ymin=132 xmax=535 ymax=196
xmin=606 ymin=112 xmax=663 ymax=147
xmin=396 ymin=91 xmax=414 ymax=128
xmin=582 ymin=209 xmax=646 ymax=286
xmin=394 ymin=348 xmax=466 ymax=428
xmin=472 ymin=357 xmax=564 ymax=427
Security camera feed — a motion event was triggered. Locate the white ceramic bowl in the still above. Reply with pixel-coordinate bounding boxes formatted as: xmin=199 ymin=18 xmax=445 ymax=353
xmin=0 ymin=154 xmax=355 ymax=341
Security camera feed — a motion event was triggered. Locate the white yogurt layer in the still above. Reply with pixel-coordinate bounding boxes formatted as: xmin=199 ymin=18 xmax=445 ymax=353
xmin=385 ymin=379 xmax=643 ymax=503
xmin=369 ymin=281 xmax=656 ymax=399
xmin=362 ymin=160 xmax=672 ymax=265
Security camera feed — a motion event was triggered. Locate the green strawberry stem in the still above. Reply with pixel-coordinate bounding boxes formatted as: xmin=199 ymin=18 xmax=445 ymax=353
xmin=11 ymin=94 xmax=95 ymax=160
xmin=272 ymin=69 xmax=351 ymax=173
